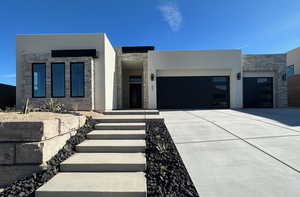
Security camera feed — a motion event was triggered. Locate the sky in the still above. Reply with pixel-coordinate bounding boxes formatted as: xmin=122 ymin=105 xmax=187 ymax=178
xmin=1 ymin=0 xmax=300 ymax=85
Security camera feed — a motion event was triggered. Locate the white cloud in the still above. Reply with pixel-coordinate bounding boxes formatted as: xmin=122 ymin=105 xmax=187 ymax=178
xmin=0 ymin=74 xmax=16 ymax=78
xmin=158 ymin=1 xmax=182 ymax=32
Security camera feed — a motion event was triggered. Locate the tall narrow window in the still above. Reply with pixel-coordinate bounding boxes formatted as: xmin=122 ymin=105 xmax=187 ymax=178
xmin=32 ymin=63 xmax=46 ymax=98
xmin=51 ymin=63 xmax=65 ymax=97
xmin=71 ymin=62 xmax=85 ymax=97
xmin=287 ymin=65 xmax=295 ymax=77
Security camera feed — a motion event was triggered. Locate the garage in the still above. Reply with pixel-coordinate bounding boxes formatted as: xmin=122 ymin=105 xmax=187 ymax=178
xmin=243 ymin=77 xmax=273 ymax=108
xmin=157 ymin=76 xmax=230 ymax=109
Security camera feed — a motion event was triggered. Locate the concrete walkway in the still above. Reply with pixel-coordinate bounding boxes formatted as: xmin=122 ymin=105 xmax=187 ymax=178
xmin=161 ymin=108 xmax=300 ymax=197
xmin=36 ymin=110 xmax=161 ymax=197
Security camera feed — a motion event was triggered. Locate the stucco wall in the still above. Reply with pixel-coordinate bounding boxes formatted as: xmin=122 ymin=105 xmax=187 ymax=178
xmin=287 ymin=47 xmax=300 ymax=75
xmin=16 ymin=33 xmax=105 ymax=111
xmin=242 ymin=54 xmax=288 ymax=107
xmin=103 ymin=34 xmax=117 ymax=110
xmin=148 ymin=50 xmax=243 ymax=109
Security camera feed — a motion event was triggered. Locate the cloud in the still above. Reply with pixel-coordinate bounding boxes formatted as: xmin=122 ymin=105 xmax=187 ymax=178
xmin=0 ymin=74 xmax=16 ymax=78
xmin=158 ymin=1 xmax=182 ymax=31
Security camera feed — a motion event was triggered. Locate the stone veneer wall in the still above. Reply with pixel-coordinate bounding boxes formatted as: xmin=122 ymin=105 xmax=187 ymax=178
xmin=242 ymin=54 xmax=288 ymax=107
xmin=0 ymin=115 xmax=86 ymax=187
xmin=114 ymin=47 xmax=149 ymax=109
xmin=20 ymin=53 xmax=94 ymax=110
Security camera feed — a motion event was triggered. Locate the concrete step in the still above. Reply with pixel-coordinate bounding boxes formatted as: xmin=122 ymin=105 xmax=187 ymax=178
xmin=60 ymin=153 xmax=146 ymax=172
xmin=87 ymin=130 xmax=146 ymax=139
xmin=95 ymin=122 xmax=145 ymax=130
xmin=94 ymin=115 xmax=163 ymax=123
xmin=76 ymin=140 xmax=146 ymax=153
xmin=103 ymin=110 xmax=159 ymax=115
xmin=35 ymin=172 xmax=146 ymax=197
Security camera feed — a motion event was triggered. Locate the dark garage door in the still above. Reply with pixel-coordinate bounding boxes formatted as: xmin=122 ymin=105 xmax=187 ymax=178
xmin=157 ymin=76 xmax=230 ymax=109
xmin=243 ymin=77 xmax=273 ymax=108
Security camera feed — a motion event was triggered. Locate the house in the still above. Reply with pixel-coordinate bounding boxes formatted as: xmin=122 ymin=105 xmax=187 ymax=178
xmin=287 ymin=47 xmax=300 ymax=76
xmin=16 ymin=33 xmax=289 ymax=111
xmin=287 ymin=48 xmax=300 ymax=107
xmin=0 ymin=83 xmax=16 ymax=109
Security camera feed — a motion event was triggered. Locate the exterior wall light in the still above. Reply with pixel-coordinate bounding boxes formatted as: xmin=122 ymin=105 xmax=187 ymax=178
xmin=237 ymin=72 xmax=241 ymax=80
xmin=151 ymin=73 xmax=155 ymax=81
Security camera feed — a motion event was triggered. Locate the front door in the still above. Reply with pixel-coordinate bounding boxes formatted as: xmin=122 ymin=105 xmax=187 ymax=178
xmin=130 ymin=84 xmax=142 ymax=108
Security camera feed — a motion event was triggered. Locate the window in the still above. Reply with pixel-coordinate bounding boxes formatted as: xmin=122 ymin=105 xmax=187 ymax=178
xmin=129 ymin=76 xmax=142 ymax=83
xmin=51 ymin=63 xmax=65 ymax=97
xmin=32 ymin=63 xmax=46 ymax=98
xmin=287 ymin=65 xmax=295 ymax=77
xmin=70 ymin=62 xmax=85 ymax=97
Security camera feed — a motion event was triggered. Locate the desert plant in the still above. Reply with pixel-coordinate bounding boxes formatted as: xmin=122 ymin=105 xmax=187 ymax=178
xmin=156 ymin=142 xmax=168 ymax=154
xmin=21 ymin=98 xmax=31 ymax=114
xmin=0 ymin=106 xmax=16 ymax=112
xmin=42 ymin=99 xmax=68 ymax=113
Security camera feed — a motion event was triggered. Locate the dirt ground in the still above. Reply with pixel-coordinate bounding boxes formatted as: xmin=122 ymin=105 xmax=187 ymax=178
xmin=0 ymin=111 xmax=103 ymax=122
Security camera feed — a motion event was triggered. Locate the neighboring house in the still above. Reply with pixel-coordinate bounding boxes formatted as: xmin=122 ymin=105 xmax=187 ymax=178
xmin=287 ymin=47 xmax=300 ymax=76
xmin=287 ymin=48 xmax=300 ymax=107
xmin=0 ymin=83 xmax=16 ymax=109
xmin=16 ymin=33 xmax=289 ymax=111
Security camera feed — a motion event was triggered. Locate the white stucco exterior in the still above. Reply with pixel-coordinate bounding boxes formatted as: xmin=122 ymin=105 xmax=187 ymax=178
xmin=147 ymin=50 xmax=243 ymax=109
xmin=103 ymin=34 xmax=117 ymax=110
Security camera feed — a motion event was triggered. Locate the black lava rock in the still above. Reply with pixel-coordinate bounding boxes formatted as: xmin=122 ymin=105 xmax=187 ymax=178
xmin=145 ymin=119 xmax=199 ymax=197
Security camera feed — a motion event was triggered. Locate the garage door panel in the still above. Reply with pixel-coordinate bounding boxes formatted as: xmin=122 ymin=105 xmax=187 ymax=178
xmin=157 ymin=76 xmax=230 ymax=109
xmin=243 ymin=77 xmax=273 ymax=108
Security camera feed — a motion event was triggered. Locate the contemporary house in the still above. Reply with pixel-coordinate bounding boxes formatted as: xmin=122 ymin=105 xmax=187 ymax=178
xmin=287 ymin=48 xmax=300 ymax=107
xmin=16 ymin=33 xmax=289 ymax=111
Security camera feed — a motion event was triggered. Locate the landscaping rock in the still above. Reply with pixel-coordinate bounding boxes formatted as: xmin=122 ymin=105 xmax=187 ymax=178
xmin=145 ymin=119 xmax=199 ymax=197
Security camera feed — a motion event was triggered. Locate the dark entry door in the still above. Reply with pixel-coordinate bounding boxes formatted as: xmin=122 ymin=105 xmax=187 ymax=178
xmin=243 ymin=77 xmax=273 ymax=108
xmin=130 ymin=84 xmax=142 ymax=108
xmin=157 ymin=76 xmax=230 ymax=109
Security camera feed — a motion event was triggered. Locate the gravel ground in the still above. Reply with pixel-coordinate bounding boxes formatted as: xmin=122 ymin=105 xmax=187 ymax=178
xmin=145 ymin=119 xmax=199 ymax=197
xmin=0 ymin=112 xmax=81 ymax=122
xmin=0 ymin=117 xmax=97 ymax=197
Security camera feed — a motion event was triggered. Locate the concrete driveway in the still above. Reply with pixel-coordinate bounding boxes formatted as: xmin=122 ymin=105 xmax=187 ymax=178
xmin=161 ymin=108 xmax=300 ymax=197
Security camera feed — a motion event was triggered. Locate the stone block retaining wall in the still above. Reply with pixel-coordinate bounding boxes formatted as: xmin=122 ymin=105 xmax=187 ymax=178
xmin=0 ymin=114 xmax=86 ymax=187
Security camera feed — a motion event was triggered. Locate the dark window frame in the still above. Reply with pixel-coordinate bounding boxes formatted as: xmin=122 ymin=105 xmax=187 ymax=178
xmin=70 ymin=62 xmax=85 ymax=98
xmin=32 ymin=63 xmax=46 ymax=98
xmin=51 ymin=62 xmax=65 ymax=98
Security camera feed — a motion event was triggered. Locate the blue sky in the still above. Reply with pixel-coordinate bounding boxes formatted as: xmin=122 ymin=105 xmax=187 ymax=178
xmin=1 ymin=0 xmax=300 ymax=85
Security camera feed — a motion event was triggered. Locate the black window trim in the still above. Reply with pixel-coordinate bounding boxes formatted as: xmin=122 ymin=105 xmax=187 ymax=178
xmin=70 ymin=62 xmax=85 ymax=98
xmin=51 ymin=62 xmax=65 ymax=98
xmin=32 ymin=63 xmax=46 ymax=98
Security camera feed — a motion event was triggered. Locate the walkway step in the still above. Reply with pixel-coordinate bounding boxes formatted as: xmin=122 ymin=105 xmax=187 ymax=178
xmin=104 ymin=110 xmax=159 ymax=115
xmin=95 ymin=122 xmax=145 ymax=130
xmin=35 ymin=172 xmax=146 ymax=197
xmin=94 ymin=115 xmax=163 ymax=123
xmin=76 ymin=140 xmax=146 ymax=153
xmin=60 ymin=153 xmax=146 ymax=172
xmin=87 ymin=130 xmax=146 ymax=139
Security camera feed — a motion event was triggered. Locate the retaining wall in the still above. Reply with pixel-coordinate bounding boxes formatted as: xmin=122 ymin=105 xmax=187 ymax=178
xmin=0 ymin=114 xmax=86 ymax=187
